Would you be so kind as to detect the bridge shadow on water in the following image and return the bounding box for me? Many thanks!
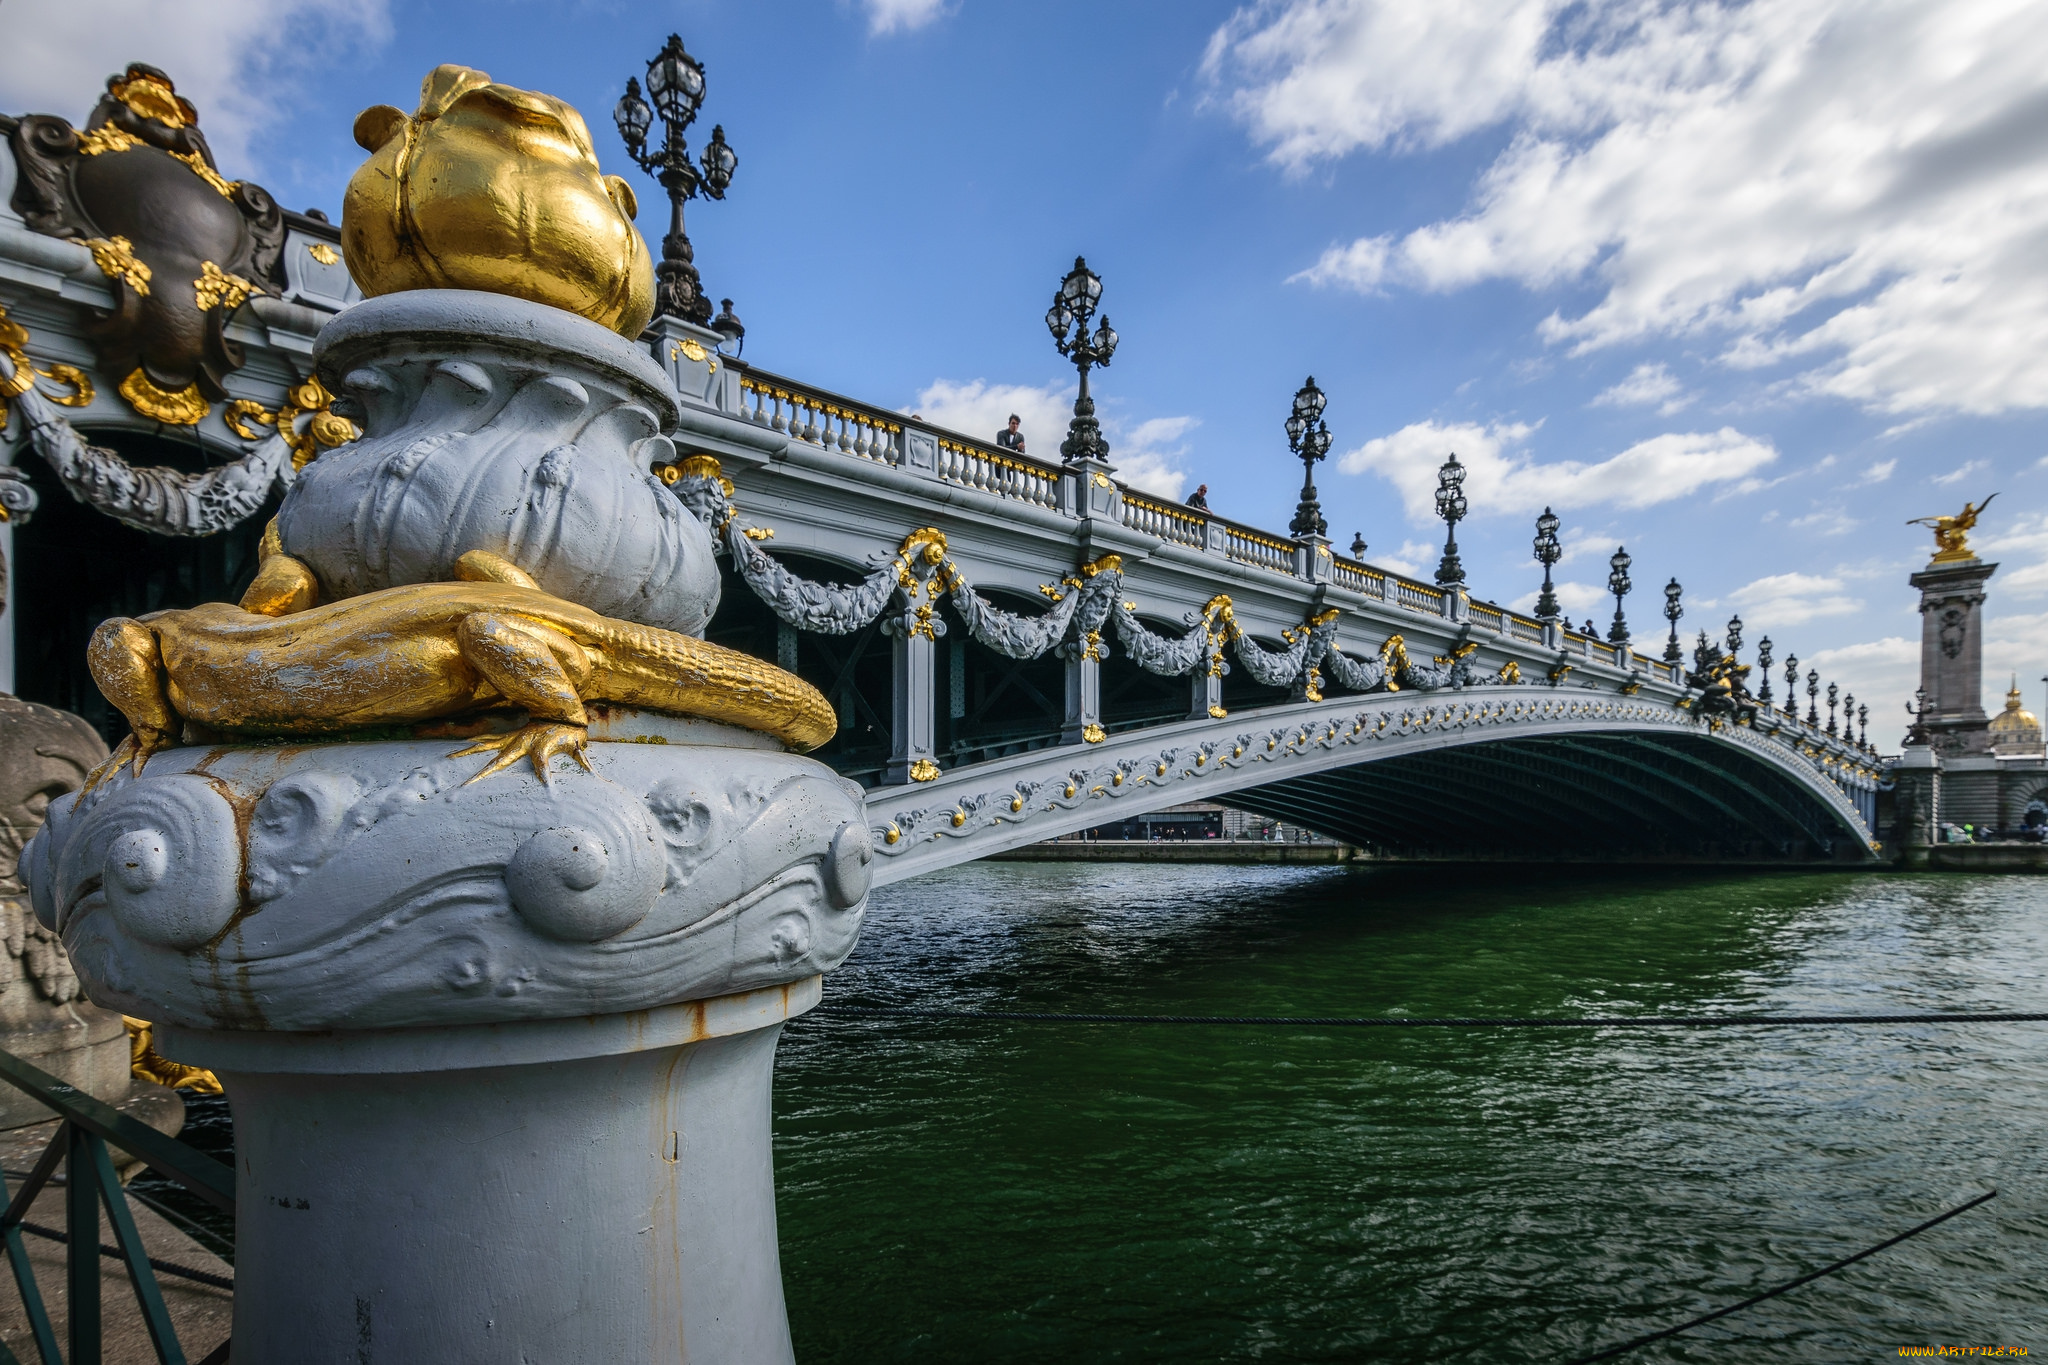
[777,862,2048,1363]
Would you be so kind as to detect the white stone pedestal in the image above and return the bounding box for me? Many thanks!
[164,981,814,1364]
[28,726,870,1362]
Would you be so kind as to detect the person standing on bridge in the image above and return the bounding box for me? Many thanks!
[996,414,1026,454]
[1187,484,1210,509]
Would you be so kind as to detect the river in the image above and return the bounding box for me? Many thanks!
[774,863,2047,1362]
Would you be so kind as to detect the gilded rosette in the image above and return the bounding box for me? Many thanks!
[343,65,655,337]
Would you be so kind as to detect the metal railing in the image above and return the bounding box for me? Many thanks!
[0,1047,234,1365]
[1119,490,1206,548]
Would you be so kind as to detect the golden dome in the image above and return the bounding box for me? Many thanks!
[1989,677,2042,754]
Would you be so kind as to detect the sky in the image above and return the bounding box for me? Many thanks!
[4,0,2046,740]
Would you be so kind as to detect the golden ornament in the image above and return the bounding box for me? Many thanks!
[85,549,836,791]
[343,64,655,338]
[118,368,209,425]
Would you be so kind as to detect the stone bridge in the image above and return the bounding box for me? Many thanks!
[0,161,1881,870]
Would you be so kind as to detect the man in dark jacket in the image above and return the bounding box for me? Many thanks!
[996,415,1025,453]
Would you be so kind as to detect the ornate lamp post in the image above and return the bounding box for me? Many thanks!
[1533,508,1562,621]
[1433,454,1467,586]
[1858,702,1869,749]
[1725,614,1743,659]
[1606,547,1633,644]
[1046,257,1118,463]
[1286,377,1332,538]
[1662,578,1683,662]
[1807,668,1820,726]
[1757,636,1774,705]
[1827,681,1839,735]
[1350,532,1368,559]
[614,34,739,326]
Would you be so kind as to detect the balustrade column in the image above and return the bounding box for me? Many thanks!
[1190,668,1224,721]
[884,606,942,783]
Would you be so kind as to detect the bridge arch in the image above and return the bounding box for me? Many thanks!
[863,687,1878,882]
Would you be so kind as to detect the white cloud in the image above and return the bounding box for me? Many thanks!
[1338,418,1776,522]
[1789,508,1859,537]
[1866,459,1898,482]
[1983,610,2048,718]
[1208,0,2048,416]
[1590,362,1691,415]
[1289,235,1392,291]
[1931,459,1989,487]
[907,378,1194,500]
[1981,511,2048,598]
[1371,539,1436,578]
[1724,571,1862,627]
[861,0,950,35]
[0,0,389,171]
[1508,580,1609,618]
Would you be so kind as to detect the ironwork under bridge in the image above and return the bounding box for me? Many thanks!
[0,192,1882,878]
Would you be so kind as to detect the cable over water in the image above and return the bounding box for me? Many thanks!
[813,1005,2048,1028]
[1565,1190,1998,1363]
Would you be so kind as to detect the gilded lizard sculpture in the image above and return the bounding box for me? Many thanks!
[84,538,835,790]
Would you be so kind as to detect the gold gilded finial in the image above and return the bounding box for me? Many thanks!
[1908,492,1997,565]
[342,64,655,337]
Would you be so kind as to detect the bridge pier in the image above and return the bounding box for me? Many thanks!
[886,604,941,782]
[1062,643,1103,743]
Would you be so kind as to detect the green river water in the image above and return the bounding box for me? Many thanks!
[773,864,2048,1363]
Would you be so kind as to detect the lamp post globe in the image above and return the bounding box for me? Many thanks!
[1662,577,1683,662]
[1533,508,1562,622]
[1725,614,1743,659]
[1606,546,1633,644]
[1050,257,1116,464]
[1287,376,1332,539]
[1433,454,1467,586]
[615,33,738,325]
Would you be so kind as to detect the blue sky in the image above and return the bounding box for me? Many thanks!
[7,0,2047,735]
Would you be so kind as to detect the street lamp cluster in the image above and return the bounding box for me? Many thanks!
[1286,378,1332,538]
[1046,257,1118,463]
[613,34,738,327]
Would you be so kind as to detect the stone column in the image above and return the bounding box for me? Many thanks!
[1910,556,1998,756]
[1060,641,1101,744]
[1190,669,1224,721]
[885,606,941,783]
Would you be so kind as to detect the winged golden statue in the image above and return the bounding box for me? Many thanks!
[1909,493,1996,564]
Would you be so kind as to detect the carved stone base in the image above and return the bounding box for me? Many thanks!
[163,981,810,1364]
[26,717,870,1354]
